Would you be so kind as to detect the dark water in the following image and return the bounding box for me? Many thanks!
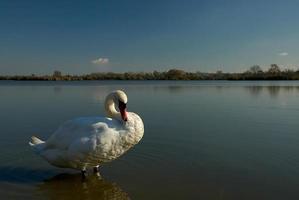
[1,80,299,199]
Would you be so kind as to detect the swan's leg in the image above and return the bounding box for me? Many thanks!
[93,165,100,173]
[81,169,87,180]
[93,165,102,178]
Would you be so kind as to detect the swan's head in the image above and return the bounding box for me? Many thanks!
[106,90,128,121]
[113,90,128,105]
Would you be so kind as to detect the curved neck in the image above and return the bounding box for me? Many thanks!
[105,93,121,120]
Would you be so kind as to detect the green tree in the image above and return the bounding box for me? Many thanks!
[248,65,263,74]
[53,70,62,77]
[166,69,186,80]
[267,64,281,74]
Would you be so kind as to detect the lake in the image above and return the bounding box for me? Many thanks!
[1,80,299,199]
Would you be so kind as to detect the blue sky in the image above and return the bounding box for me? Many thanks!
[1,0,299,75]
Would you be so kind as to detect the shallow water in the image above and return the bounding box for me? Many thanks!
[1,80,299,199]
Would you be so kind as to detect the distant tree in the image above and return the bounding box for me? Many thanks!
[53,70,62,77]
[215,70,224,79]
[267,64,281,74]
[153,70,161,79]
[283,68,294,73]
[166,69,186,80]
[248,65,263,74]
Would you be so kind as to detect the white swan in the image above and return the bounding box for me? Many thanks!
[29,90,144,175]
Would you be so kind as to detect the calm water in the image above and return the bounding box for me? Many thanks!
[1,81,299,199]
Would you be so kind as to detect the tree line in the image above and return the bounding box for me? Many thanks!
[1,64,299,81]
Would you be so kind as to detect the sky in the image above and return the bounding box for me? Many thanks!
[1,0,299,75]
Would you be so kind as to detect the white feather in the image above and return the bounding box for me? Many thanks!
[29,91,144,171]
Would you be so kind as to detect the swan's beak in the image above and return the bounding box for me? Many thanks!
[120,108,128,122]
[119,101,128,121]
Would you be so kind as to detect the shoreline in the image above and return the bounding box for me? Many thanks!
[2,67,299,81]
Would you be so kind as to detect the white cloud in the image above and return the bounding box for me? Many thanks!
[91,57,109,64]
[278,52,288,56]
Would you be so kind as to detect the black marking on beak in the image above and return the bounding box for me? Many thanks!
[118,100,126,109]
[118,100,128,121]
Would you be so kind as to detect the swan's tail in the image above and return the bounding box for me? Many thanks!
[29,136,45,153]
[29,136,44,145]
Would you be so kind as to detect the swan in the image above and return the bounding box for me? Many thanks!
[29,90,144,176]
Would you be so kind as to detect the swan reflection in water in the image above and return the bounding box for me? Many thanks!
[37,173,130,200]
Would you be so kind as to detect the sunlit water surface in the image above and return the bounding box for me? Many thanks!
[1,81,299,199]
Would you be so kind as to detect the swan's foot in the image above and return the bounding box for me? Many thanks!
[93,166,102,178]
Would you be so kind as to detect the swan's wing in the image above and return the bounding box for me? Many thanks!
[66,123,124,165]
[66,136,97,166]
[45,117,121,149]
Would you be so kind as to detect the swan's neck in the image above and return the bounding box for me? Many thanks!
[105,93,121,121]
